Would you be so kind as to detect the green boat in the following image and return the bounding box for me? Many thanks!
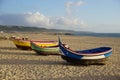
[31,41,60,55]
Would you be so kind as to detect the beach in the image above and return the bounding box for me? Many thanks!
[0,32,120,80]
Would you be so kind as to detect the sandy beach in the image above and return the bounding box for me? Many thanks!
[0,32,120,80]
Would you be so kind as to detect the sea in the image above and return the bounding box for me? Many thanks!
[74,33,120,38]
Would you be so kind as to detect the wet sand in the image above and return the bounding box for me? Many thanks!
[0,33,120,80]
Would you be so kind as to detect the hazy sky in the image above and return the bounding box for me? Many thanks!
[0,0,120,33]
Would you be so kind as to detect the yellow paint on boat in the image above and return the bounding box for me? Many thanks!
[12,39,58,48]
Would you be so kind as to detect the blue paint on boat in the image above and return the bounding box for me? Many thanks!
[104,51,112,57]
[58,36,112,60]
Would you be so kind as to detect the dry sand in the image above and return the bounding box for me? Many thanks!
[0,32,120,80]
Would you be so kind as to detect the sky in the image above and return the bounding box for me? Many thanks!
[0,0,120,33]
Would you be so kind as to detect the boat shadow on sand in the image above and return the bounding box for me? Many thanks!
[0,46,18,50]
[44,75,120,80]
[0,46,60,56]
[0,47,108,66]
[0,47,35,56]
[0,57,107,66]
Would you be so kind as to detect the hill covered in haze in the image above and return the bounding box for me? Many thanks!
[1,25,119,38]
[0,25,78,35]
[0,25,93,33]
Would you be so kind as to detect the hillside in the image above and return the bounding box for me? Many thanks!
[0,25,76,35]
[0,25,48,32]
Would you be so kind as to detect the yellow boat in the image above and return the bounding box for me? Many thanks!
[12,38,58,50]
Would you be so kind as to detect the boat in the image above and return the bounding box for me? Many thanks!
[31,41,60,55]
[12,38,58,50]
[59,37,112,65]
[12,38,31,50]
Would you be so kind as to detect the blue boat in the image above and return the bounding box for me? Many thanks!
[59,37,112,65]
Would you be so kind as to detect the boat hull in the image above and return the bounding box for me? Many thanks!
[31,42,60,55]
[59,37,112,65]
[15,45,31,50]
[61,55,107,65]
[34,48,59,55]
[12,39,58,50]
[13,39,31,50]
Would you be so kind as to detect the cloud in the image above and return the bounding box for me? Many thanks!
[25,12,53,27]
[65,1,73,15]
[65,0,85,15]
[0,12,86,30]
[75,1,85,6]
[55,17,83,27]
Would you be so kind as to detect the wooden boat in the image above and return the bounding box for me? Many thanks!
[31,41,60,55]
[12,38,58,50]
[12,38,31,50]
[59,37,112,65]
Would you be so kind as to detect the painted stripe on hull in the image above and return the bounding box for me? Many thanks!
[81,51,112,59]
[81,55,105,59]
[31,41,59,55]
